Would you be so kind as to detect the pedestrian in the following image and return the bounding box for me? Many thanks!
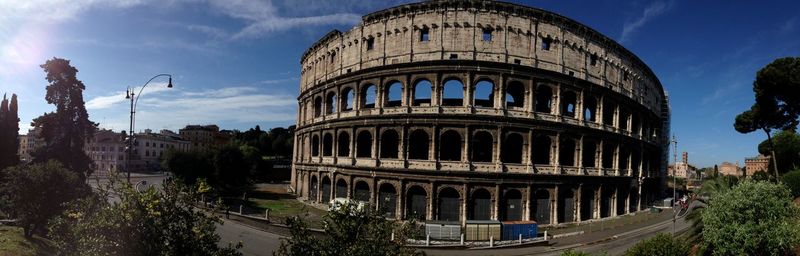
[226,207,230,219]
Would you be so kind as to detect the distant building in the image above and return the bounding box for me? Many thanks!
[667,151,692,178]
[745,154,771,176]
[85,129,126,176]
[18,128,42,163]
[128,129,191,172]
[179,125,230,151]
[718,161,741,176]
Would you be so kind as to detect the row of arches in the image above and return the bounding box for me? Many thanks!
[302,128,655,173]
[305,174,640,223]
[304,78,657,137]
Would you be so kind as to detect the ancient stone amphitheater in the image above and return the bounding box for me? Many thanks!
[291,0,670,226]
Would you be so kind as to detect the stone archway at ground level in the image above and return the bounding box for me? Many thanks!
[501,189,523,221]
[406,186,427,220]
[321,176,332,203]
[532,189,551,224]
[581,187,595,221]
[378,183,397,218]
[558,188,575,223]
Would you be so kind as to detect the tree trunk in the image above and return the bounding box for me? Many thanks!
[764,129,780,179]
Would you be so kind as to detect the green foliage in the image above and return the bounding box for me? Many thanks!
[702,180,800,255]
[781,170,800,198]
[276,202,422,256]
[30,58,97,178]
[750,170,771,181]
[48,177,241,256]
[0,161,88,237]
[0,93,20,171]
[757,130,800,174]
[623,233,689,256]
[232,125,295,158]
[560,249,592,256]
[686,175,740,239]
[162,146,252,196]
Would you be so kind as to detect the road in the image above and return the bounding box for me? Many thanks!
[216,219,283,256]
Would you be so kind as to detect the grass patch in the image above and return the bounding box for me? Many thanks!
[0,226,56,256]
[245,186,328,229]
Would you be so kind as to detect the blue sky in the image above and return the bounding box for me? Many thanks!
[0,0,798,167]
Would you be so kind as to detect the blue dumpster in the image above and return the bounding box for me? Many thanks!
[501,221,538,240]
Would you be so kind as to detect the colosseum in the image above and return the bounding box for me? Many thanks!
[291,0,670,226]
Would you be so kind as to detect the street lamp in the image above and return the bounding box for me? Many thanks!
[671,134,678,234]
[125,74,173,183]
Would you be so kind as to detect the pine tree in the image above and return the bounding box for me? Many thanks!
[31,58,97,178]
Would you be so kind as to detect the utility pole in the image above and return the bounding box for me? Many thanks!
[672,134,677,235]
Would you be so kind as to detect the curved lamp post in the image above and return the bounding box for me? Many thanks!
[125,74,173,183]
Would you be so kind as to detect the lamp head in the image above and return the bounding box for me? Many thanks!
[125,89,131,99]
[167,76,173,88]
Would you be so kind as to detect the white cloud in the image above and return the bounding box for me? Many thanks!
[86,82,171,110]
[620,1,671,43]
[0,0,150,22]
[207,0,361,40]
[701,82,744,105]
[87,85,297,132]
[187,24,229,39]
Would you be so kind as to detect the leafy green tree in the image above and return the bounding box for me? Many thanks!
[685,175,739,239]
[0,93,19,171]
[560,250,592,256]
[276,202,422,256]
[623,233,689,256]
[735,57,800,179]
[30,58,97,178]
[702,180,800,255]
[781,170,800,198]
[757,129,800,174]
[750,170,771,181]
[161,149,214,186]
[214,145,252,195]
[1,161,88,237]
[48,177,241,256]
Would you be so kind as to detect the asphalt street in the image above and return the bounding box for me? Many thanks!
[216,219,283,256]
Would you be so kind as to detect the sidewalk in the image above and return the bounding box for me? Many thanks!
[544,208,673,237]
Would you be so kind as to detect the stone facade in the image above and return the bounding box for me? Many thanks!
[717,161,741,177]
[291,0,669,226]
[745,155,770,176]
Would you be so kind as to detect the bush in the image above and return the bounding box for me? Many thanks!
[623,233,689,256]
[702,180,800,255]
[782,170,800,198]
[561,249,592,256]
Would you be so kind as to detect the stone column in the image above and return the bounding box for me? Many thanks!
[428,183,435,221]
[553,84,561,116]
[372,127,379,159]
[552,133,560,170]
[462,184,469,226]
[552,186,559,224]
[576,183,582,222]
[577,135,584,171]
[493,184,501,220]
[525,184,532,221]
[577,90,584,121]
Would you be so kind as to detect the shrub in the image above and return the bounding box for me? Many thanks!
[624,233,689,256]
[782,170,800,198]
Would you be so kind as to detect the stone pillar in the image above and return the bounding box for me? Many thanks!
[524,184,532,221]
[493,184,501,220]
[464,126,471,165]
[462,184,468,226]
[495,127,503,171]
[594,185,601,219]
[553,84,561,116]
[428,183,435,221]
[576,183,582,222]
[372,128,379,159]
[552,133,560,170]
[611,186,618,217]
[350,128,356,158]
[497,75,505,110]
[597,96,604,125]
[526,129,534,171]
[552,186,559,224]
[577,136,584,170]
[613,143,620,176]
[577,90,584,121]
[399,181,406,219]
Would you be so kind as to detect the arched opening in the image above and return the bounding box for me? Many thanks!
[583,96,597,121]
[618,107,629,131]
[558,189,575,223]
[337,132,350,157]
[309,176,318,202]
[406,186,427,220]
[631,113,640,135]
[629,189,639,213]
[602,101,615,126]
[602,142,615,168]
[322,133,333,156]
[437,187,461,222]
[440,130,462,161]
[385,81,403,107]
[560,91,577,118]
[581,187,595,221]
[379,183,397,218]
[631,148,641,176]
[505,81,525,109]
[501,189,523,221]
[471,131,493,162]
[314,96,323,117]
[600,188,613,218]
[559,138,576,166]
[341,87,355,111]
[617,187,627,215]
[361,84,377,109]
[533,135,551,165]
[335,179,348,198]
[326,91,337,114]
[533,189,551,224]
[321,176,332,202]
[408,129,430,160]
[380,129,400,159]
[469,189,492,220]
[442,79,464,106]
[535,85,553,113]
[501,133,524,164]
[356,131,372,158]
[311,135,320,157]
[618,145,629,170]
[354,181,370,202]
[582,140,597,168]
[413,79,433,106]
[473,79,494,108]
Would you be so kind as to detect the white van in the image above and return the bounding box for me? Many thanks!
[329,197,367,212]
